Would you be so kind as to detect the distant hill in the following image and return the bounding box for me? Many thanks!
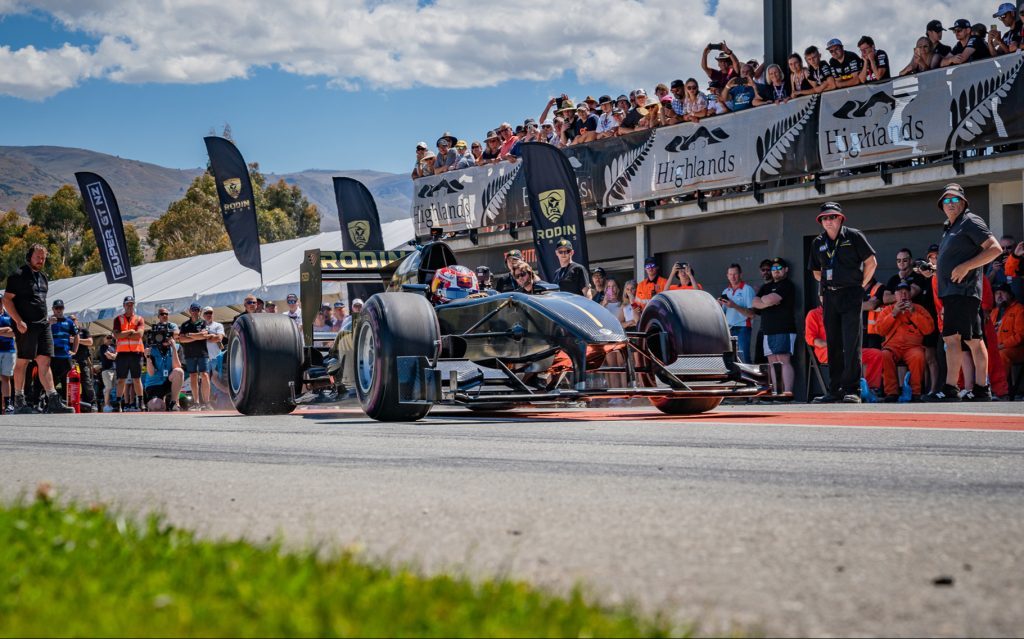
[0,146,412,234]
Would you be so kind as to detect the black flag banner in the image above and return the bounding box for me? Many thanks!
[74,172,134,288]
[204,136,262,276]
[521,142,589,281]
[333,176,386,300]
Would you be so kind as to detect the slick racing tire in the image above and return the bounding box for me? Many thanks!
[638,289,729,415]
[228,313,303,416]
[355,293,440,422]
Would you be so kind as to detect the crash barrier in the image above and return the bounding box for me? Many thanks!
[412,52,1024,236]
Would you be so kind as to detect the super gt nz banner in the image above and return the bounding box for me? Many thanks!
[204,136,262,276]
[74,172,134,288]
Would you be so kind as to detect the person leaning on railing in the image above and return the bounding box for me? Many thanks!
[899,38,941,75]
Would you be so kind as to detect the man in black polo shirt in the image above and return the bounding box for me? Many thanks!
[932,183,1002,401]
[941,18,990,66]
[1,243,73,414]
[551,239,591,298]
[807,202,878,403]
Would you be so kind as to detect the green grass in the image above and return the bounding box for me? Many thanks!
[0,495,679,637]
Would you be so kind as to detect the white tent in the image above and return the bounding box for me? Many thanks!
[40,218,414,331]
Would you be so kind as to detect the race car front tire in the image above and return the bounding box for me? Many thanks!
[355,293,440,421]
[639,289,730,415]
[228,312,303,415]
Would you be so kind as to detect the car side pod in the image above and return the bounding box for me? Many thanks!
[396,356,441,405]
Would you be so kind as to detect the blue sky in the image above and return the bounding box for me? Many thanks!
[0,0,992,175]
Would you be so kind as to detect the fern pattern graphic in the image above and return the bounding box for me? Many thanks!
[946,55,1024,151]
[602,129,657,207]
[482,164,522,223]
[752,96,818,181]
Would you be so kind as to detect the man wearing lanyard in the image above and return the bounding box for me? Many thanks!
[808,202,878,403]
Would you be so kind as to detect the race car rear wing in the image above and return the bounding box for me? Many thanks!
[299,249,411,347]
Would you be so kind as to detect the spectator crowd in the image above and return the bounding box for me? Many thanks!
[412,7,1024,179]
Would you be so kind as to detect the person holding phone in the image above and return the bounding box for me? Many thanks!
[667,262,702,290]
[701,41,739,86]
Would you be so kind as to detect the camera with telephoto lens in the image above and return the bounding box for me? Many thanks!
[147,322,171,350]
[913,259,934,273]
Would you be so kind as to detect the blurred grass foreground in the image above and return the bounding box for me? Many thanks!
[0,489,677,638]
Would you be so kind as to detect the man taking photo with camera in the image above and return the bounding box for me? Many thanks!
[144,330,184,412]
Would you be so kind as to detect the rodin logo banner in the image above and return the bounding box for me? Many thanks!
[204,136,262,276]
[333,176,387,300]
[73,172,133,288]
[521,142,589,280]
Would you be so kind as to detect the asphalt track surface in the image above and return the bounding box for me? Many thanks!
[2,403,1022,637]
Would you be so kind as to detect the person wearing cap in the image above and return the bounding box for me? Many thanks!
[551,239,592,298]
[3,244,73,413]
[340,298,364,332]
[941,18,989,66]
[178,303,212,410]
[618,89,650,133]
[539,121,556,145]
[595,95,617,138]
[807,202,878,403]
[433,133,459,174]
[753,257,798,401]
[874,280,935,402]
[590,267,607,304]
[802,45,837,94]
[987,3,1022,56]
[701,41,739,86]
[453,140,475,170]
[825,38,863,88]
[113,295,146,412]
[883,248,941,394]
[48,298,79,402]
[932,183,1002,401]
[284,293,301,326]
[494,249,526,293]
[325,301,346,333]
[202,306,225,364]
[143,323,184,412]
[991,283,1024,381]
[411,142,429,179]
[926,20,952,58]
[568,103,599,145]
[636,257,667,309]
[475,266,493,290]
[704,81,727,115]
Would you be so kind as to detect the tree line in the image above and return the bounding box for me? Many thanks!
[1,160,320,280]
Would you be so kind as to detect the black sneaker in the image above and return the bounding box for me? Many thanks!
[965,384,992,402]
[929,384,962,402]
[812,393,840,404]
[882,395,899,403]
[43,392,74,414]
[841,394,862,403]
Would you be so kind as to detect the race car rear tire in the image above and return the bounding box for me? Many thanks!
[355,293,440,421]
[228,313,303,415]
[638,290,730,415]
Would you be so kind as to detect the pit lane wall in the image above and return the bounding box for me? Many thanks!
[412,53,1024,237]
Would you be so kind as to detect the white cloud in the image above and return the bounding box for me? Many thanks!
[0,0,1000,100]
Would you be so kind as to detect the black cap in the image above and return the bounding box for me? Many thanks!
[771,257,789,268]
[994,282,1013,294]
[598,95,612,105]
[951,18,972,30]
[555,238,573,249]
[591,266,606,276]
[895,280,912,291]
[505,249,523,260]
[927,19,945,32]
[927,243,940,254]
[670,79,685,89]
[475,265,491,276]
[52,299,64,308]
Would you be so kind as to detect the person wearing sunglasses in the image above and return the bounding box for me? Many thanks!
[941,18,988,67]
[931,184,1003,402]
[899,38,940,76]
[551,239,592,298]
[113,295,146,412]
[753,257,800,401]
[807,201,878,404]
[512,264,543,295]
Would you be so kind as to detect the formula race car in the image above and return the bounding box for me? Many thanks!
[225,241,773,420]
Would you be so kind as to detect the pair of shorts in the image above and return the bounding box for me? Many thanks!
[940,295,983,340]
[115,352,143,380]
[185,356,209,375]
[0,351,15,376]
[15,323,54,360]
[144,381,172,402]
[764,333,797,356]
